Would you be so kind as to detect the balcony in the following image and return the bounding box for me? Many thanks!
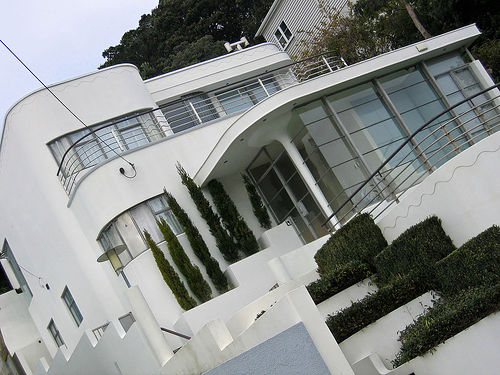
[53,52,347,196]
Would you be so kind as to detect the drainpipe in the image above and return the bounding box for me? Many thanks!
[126,286,174,366]
[276,134,339,230]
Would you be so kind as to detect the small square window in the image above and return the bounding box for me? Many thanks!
[62,287,83,326]
[274,21,293,49]
[48,319,64,347]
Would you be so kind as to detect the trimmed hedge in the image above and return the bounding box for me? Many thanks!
[242,174,272,230]
[164,190,229,293]
[326,271,437,343]
[157,218,212,302]
[306,261,372,304]
[207,179,259,256]
[177,164,239,262]
[393,284,500,367]
[374,216,455,286]
[315,213,387,278]
[436,225,500,296]
[144,230,197,310]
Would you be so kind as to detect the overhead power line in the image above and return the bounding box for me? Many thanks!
[0,39,135,169]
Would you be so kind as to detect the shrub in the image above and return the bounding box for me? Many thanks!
[306,261,372,304]
[177,164,239,262]
[393,284,500,367]
[242,174,272,230]
[374,216,455,286]
[157,218,212,302]
[143,230,197,310]
[326,271,436,343]
[207,179,259,257]
[314,213,387,278]
[436,225,500,296]
[163,190,229,293]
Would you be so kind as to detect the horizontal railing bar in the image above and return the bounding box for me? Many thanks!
[160,327,191,340]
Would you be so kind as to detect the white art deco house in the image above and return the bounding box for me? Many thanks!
[0,25,498,375]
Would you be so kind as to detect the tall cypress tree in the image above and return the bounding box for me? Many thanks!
[164,190,229,292]
[177,163,239,262]
[242,174,272,230]
[144,230,197,310]
[207,179,260,256]
[157,218,212,302]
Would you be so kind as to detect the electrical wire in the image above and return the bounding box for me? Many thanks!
[18,264,46,289]
[0,39,135,169]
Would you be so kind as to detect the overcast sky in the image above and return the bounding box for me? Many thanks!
[0,0,159,129]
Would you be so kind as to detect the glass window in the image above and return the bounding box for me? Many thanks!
[147,196,183,235]
[274,21,293,49]
[119,312,135,333]
[48,319,64,347]
[62,287,83,327]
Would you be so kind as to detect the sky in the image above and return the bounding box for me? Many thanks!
[0,0,159,129]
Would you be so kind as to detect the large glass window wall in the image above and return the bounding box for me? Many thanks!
[291,51,497,220]
[97,194,183,268]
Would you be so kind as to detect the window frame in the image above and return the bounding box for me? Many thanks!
[48,319,65,347]
[61,286,83,327]
[274,21,293,49]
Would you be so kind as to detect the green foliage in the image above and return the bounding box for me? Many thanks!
[374,216,455,286]
[393,284,500,367]
[314,213,387,278]
[242,174,271,230]
[326,271,436,342]
[207,179,259,257]
[143,230,197,310]
[306,261,372,304]
[177,164,239,262]
[157,218,212,302]
[100,0,274,78]
[163,190,229,293]
[472,39,500,82]
[436,225,500,297]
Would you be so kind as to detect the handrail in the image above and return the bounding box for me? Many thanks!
[160,327,191,340]
[56,51,346,177]
[322,82,500,227]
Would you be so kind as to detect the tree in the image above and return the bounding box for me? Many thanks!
[207,179,259,256]
[100,0,274,78]
[177,164,239,262]
[163,190,229,292]
[144,230,197,310]
[242,174,272,230]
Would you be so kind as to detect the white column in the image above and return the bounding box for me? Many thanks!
[126,286,174,366]
[277,134,339,229]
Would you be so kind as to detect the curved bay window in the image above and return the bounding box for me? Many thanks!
[97,194,183,269]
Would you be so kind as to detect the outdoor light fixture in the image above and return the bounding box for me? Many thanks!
[97,245,131,287]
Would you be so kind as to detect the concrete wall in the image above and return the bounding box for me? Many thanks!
[377,130,500,246]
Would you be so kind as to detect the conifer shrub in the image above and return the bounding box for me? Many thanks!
[436,225,500,296]
[306,261,372,304]
[143,230,197,310]
[207,179,259,257]
[374,216,455,286]
[157,218,212,302]
[326,270,437,343]
[393,284,500,367]
[177,164,239,262]
[163,190,229,293]
[314,213,387,278]
[242,174,272,230]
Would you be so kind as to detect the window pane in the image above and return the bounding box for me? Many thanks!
[115,212,147,257]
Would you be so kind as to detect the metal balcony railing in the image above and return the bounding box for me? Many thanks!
[321,83,500,229]
[56,52,347,196]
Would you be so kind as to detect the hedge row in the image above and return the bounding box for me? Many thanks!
[326,271,437,343]
[157,218,212,302]
[374,216,455,286]
[144,230,197,310]
[315,213,387,278]
[177,164,239,262]
[393,284,500,367]
[436,225,500,296]
[306,261,372,304]
[164,190,229,293]
[207,179,259,257]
